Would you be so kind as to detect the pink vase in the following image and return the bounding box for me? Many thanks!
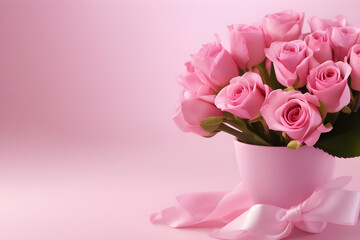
[234,140,336,208]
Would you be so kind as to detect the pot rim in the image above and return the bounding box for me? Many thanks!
[233,138,322,151]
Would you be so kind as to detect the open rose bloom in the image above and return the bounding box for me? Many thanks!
[173,10,360,158]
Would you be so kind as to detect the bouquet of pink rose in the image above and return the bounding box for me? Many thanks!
[174,10,360,158]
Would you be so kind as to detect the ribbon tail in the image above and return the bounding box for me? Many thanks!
[150,182,252,228]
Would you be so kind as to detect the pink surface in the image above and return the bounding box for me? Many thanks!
[1,0,360,239]
[1,140,359,240]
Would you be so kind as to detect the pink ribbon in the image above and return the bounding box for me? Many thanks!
[150,182,253,228]
[209,176,360,240]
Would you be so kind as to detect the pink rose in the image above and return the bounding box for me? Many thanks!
[173,96,222,136]
[177,62,215,99]
[265,40,313,88]
[215,72,271,119]
[228,24,266,70]
[348,44,360,91]
[308,15,347,32]
[190,39,239,90]
[330,26,360,61]
[260,90,331,146]
[306,61,351,113]
[262,10,304,47]
[304,31,332,64]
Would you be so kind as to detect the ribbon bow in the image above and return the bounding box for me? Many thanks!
[209,176,360,240]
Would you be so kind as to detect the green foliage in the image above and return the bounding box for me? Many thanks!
[341,106,352,114]
[284,86,295,92]
[238,68,246,76]
[200,112,272,146]
[318,101,327,121]
[217,123,270,146]
[315,111,360,158]
[287,140,301,150]
[267,63,285,90]
[222,112,272,146]
[200,116,224,133]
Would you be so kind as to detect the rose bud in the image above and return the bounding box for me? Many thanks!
[228,24,266,71]
[348,44,360,91]
[265,40,313,88]
[308,15,347,32]
[261,90,331,146]
[173,96,223,136]
[262,10,304,47]
[304,31,333,64]
[215,72,271,119]
[330,26,360,61]
[177,62,216,99]
[190,38,239,90]
[306,61,351,113]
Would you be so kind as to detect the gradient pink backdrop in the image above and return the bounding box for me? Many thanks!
[0,0,360,239]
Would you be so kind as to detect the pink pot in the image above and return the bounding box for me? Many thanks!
[234,140,336,208]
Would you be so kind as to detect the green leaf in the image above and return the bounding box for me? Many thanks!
[222,117,272,146]
[248,113,262,124]
[218,123,271,146]
[239,68,246,76]
[224,117,249,133]
[267,63,285,90]
[353,90,360,112]
[325,123,333,129]
[293,76,301,89]
[284,86,295,92]
[222,111,236,120]
[255,61,270,85]
[235,132,270,146]
[341,106,352,114]
[318,101,327,121]
[315,111,360,158]
[200,116,224,133]
[282,132,291,142]
[287,140,301,150]
[248,114,272,141]
[326,112,340,125]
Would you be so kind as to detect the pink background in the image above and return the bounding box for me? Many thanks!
[0,0,360,239]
